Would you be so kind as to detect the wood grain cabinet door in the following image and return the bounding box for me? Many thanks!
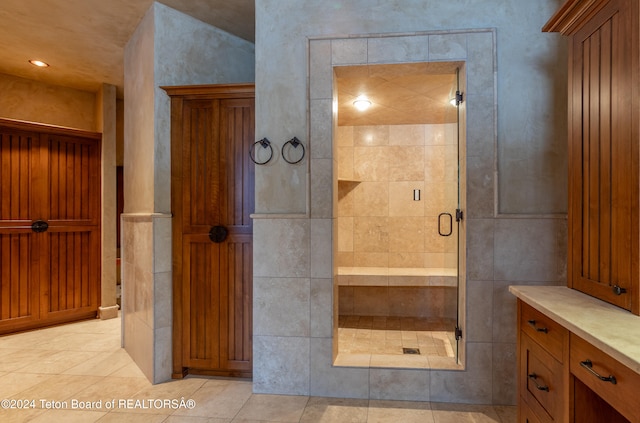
[0,122,101,334]
[568,0,638,312]
[40,133,101,320]
[168,85,254,378]
[0,128,43,331]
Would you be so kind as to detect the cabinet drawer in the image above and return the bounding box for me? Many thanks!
[520,302,568,362]
[519,397,544,423]
[570,333,640,423]
[520,332,564,422]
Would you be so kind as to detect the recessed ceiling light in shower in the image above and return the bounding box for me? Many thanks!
[353,95,372,111]
[29,59,49,67]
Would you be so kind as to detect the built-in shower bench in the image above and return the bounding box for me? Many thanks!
[337,267,457,287]
[337,267,458,318]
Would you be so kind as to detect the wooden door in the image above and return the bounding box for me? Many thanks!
[567,0,638,311]
[41,133,101,321]
[168,84,254,378]
[0,127,42,331]
[0,120,101,334]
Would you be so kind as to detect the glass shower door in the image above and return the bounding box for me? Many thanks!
[453,67,463,365]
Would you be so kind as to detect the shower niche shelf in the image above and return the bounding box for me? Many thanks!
[337,179,360,196]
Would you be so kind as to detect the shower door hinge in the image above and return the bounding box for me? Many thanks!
[455,326,463,341]
[453,90,464,106]
[455,209,463,222]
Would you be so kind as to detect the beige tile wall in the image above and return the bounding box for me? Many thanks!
[339,286,457,318]
[254,10,567,404]
[121,213,172,383]
[337,123,458,270]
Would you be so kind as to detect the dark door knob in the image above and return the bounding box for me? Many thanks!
[612,285,627,296]
[31,220,49,233]
[209,225,228,243]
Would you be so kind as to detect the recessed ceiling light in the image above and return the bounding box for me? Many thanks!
[29,60,49,67]
[353,95,372,111]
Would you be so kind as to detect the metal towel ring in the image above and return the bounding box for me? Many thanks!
[249,138,273,165]
[282,137,305,164]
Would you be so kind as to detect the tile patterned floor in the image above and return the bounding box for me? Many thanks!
[0,315,515,422]
[336,316,460,369]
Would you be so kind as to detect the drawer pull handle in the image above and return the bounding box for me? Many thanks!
[580,360,617,385]
[527,373,550,392]
[527,319,548,333]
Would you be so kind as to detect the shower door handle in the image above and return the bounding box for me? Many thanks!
[438,213,453,237]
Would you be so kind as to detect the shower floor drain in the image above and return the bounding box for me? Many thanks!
[402,347,421,355]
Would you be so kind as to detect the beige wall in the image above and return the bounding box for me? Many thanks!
[122,1,255,383]
[254,0,567,405]
[123,5,156,215]
[0,73,97,131]
[337,124,458,270]
[96,84,119,319]
[0,73,119,322]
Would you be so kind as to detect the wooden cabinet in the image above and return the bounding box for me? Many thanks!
[570,333,640,422]
[521,301,567,361]
[164,84,255,378]
[515,295,639,423]
[0,119,102,334]
[520,333,565,422]
[544,0,640,313]
[517,302,569,422]
[520,400,545,423]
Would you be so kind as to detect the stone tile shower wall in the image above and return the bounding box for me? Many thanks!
[254,0,567,406]
[336,123,459,318]
[336,124,458,270]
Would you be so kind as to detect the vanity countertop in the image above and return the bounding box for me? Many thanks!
[509,285,640,374]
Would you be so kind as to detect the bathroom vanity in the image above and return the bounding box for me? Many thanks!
[510,286,640,422]
[515,0,640,420]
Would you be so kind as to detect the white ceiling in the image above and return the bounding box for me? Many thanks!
[0,0,255,97]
